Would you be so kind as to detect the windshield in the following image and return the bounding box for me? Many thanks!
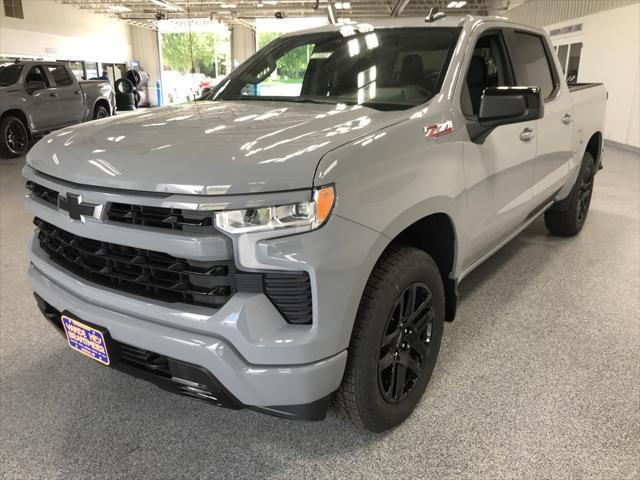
[215,26,460,111]
[0,64,23,87]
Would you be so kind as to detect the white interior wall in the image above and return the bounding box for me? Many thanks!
[544,3,640,147]
[0,0,132,62]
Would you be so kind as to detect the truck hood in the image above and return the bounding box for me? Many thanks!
[27,100,402,195]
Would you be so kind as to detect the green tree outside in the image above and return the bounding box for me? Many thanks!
[161,32,231,77]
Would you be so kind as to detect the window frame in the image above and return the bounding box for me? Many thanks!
[504,29,561,102]
[459,28,516,118]
[23,65,52,89]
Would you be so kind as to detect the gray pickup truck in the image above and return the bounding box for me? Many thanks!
[0,61,115,158]
[24,16,606,432]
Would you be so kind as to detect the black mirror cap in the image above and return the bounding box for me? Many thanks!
[479,86,543,125]
[468,86,543,143]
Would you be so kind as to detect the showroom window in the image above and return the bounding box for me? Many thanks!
[3,0,23,19]
[555,42,582,83]
[512,31,556,99]
[47,65,73,86]
[85,62,99,80]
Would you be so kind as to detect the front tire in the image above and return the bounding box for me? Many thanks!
[0,115,29,158]
[545,152,596,236]
[333,244,445,432]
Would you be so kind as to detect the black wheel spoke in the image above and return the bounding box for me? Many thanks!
[408,335,428,358]
[394,363,407,399]
[412,306,434,334]
[378,352,394,371]
[381,330,400,348]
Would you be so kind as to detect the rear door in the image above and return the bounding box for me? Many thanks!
[461,28,537,267]
[45,64,84,127]
[507,30,574,211]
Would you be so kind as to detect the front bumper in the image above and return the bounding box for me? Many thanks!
[34,294,331,420]
[29,251,347,419]
[24,168,388,418]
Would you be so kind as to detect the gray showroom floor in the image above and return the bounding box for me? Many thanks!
[1,146,638,480]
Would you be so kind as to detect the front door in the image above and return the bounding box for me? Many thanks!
[460,30,537,268]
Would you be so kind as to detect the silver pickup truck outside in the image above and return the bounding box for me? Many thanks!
[0,61,115,158]
[24,16,606,432]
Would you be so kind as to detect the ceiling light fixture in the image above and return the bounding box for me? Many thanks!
[221,3,237,8]
[256,2,264,6]
[109,5,132,13]
[150,0,185,11]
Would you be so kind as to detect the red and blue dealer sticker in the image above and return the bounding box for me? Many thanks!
[61,315,110,366]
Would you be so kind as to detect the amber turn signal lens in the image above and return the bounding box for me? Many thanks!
[315,185,335,224]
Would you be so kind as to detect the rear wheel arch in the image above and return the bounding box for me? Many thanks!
[93,99,111,119]
[585,131,602,168]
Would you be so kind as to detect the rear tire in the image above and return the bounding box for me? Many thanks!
[93,105,109,120]
[0,115,29,158]
[333,244,445,432]
[544,152,596,236]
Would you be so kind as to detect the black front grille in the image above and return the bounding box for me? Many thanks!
[35,218,235,307]
[107,203,213,232]
[34,218,313,323]
[27,181,59,207]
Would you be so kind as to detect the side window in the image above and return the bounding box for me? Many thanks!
[462,31,513,117]
[47,65,73,87]
[511,32,555,99]
[24,66,49,90]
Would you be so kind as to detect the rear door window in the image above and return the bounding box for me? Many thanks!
[47,65,74,86]
[510,32,556,99]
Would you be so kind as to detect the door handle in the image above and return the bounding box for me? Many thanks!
[519,127,536,142]
[49,92,58,97]
[562,114,572,124]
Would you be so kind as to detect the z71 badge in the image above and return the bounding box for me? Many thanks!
[424,120,453,140]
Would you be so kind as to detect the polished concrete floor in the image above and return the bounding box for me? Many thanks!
[1,146,638,479]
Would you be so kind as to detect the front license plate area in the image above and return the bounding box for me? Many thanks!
[61,315,111,366]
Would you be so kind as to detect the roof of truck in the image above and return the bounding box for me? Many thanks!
[282,15,540,37]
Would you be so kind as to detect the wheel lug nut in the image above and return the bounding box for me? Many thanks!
[401,342,408,350]
[393,351,400,359]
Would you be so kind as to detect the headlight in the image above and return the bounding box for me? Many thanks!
[215,185,335,234]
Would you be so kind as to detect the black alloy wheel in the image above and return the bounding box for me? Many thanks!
[333,244,445,432]
[1,116,29,158]
[378,282,435,403]
[576,162,594,225]
[544,151,596,237]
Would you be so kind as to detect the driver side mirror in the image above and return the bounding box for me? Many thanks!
[468,86,543,143]
[26,80,46,94]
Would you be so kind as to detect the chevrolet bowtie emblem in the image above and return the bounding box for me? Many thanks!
[58,193,103,221]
